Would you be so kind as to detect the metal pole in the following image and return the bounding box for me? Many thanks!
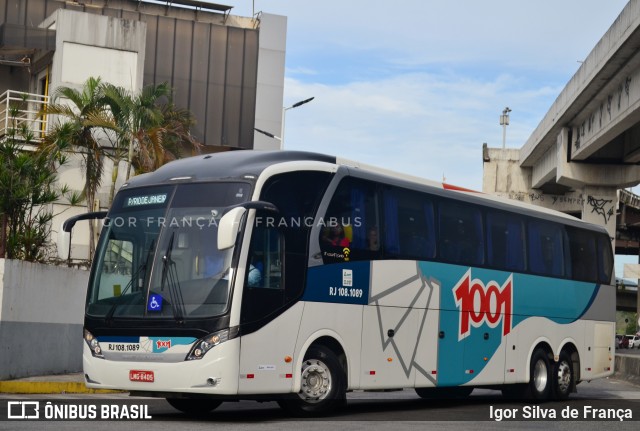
[500,107,510,149]
[280,97,314,149]
[502,122,507,149]
[280,106,286,149]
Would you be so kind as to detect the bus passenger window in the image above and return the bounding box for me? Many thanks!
[438,202,484,265]
[567,227,597,282]
[528,221,565,277]
[319,177,378,263]
[596,233,613,284]
[486,211,525,272]
[382,186,435,260]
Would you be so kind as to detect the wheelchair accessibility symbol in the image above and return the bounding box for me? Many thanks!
[147,294,163,312]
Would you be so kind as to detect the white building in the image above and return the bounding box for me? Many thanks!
[0,0,287,260]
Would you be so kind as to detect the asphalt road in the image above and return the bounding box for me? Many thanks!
[1,377,639,430]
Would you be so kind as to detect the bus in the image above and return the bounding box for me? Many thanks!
[71,150,615,415]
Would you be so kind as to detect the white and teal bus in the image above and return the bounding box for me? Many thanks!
[72,150,615,415]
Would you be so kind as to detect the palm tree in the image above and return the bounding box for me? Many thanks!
[41,78,202,260]
[40,77,114,259]
[102,81,201,179]
[129,83,202,176]
[98,83,132,203]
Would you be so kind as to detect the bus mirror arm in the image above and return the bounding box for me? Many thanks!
[62,211,108,233]
[217,201,279,250]
[60,211,108,266]
[222,200,279,215]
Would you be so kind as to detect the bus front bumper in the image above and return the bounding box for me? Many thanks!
[82,338,240,395]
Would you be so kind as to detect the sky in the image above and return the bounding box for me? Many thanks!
[225,1,635,275]
[225,0,629,188]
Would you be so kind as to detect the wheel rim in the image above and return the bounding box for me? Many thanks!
[556,360,571,394]
[533,359,548,393]
[298,358,332,403]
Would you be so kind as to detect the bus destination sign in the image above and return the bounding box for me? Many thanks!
[124,193,167,208]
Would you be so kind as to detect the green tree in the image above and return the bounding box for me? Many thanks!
[40,78,201,260]
[0,116,80,261]
[102,82,201,179]
[41,77,114,259]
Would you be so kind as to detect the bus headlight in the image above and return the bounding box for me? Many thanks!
[83,329,104,359]
[186,329,229,361]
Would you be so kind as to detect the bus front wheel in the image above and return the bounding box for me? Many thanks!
[278,345,346,416]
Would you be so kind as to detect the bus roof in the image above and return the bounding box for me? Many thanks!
[123,150,336,188]
[122,150,606,234]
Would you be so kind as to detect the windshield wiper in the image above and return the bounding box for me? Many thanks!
[105,239,156,323]
[160,232,186,321]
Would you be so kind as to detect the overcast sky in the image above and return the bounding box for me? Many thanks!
[225,0,630,190]
[227,1,636,275]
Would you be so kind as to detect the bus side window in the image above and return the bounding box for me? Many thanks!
[528,221,565,277]
[486,211,526,272]
[246,222,283,290]
[567,227,597,282]
[383,186,435,260]
[240,215,285,325]
[319,177,379,263]
[438,201,484,265]
[596,233,613,284]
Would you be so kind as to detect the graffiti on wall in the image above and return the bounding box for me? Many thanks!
[587,195,614,224]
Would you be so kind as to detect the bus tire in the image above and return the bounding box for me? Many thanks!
[552,351,574,400]
[278,345,346,416]
[528,348,552,401]
[166,398,222,415]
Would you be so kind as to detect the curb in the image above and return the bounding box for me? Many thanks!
[0,381,123,395]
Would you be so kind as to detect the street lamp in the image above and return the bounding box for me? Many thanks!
[281,97,314,147]
[500,107,511,149]
[254,97,314,149]
[254,127,281,142]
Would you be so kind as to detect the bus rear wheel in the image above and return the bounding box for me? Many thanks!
[278,345,346,416]
[166,398,222,415]
[528,348,552,400]
[552,351,574,400]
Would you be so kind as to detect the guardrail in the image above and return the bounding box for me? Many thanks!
[0,90,49,143]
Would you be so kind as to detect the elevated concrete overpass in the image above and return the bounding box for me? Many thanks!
[483,0,640,314]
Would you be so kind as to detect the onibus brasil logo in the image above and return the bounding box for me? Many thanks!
[453,269,513,341]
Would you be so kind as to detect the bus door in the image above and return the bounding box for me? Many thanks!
[238,214,294,394]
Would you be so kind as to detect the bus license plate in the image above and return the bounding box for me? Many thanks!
[129,370,154,382]
[106,343,140,352]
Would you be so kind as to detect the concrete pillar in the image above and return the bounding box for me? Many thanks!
[581,186,617,241]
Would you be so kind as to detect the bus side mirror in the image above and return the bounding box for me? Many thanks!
[218,207,246,250]
[57,223,70,260]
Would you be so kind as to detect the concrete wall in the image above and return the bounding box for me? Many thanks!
[0,259,89,380]
[614,354,640,386]
[482,145,618,241]
[43,9,146,95]
[40,10,146,261]
[254,13,287,150]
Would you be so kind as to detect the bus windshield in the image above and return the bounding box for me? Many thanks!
[87,182,250,320]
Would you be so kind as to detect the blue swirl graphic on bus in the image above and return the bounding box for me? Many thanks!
[417,261,600,386]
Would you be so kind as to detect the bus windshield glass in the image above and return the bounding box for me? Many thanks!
[87,182,251,320]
